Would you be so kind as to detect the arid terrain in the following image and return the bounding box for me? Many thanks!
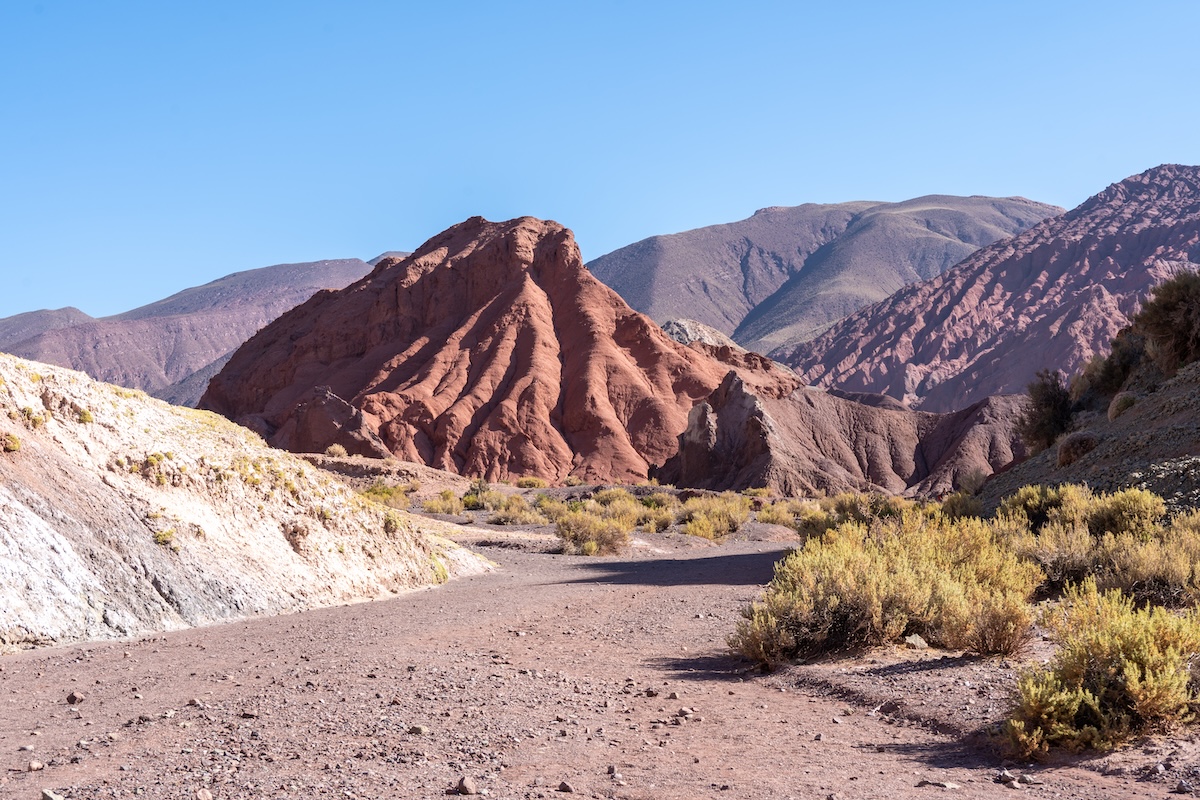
[0,529,1174,800]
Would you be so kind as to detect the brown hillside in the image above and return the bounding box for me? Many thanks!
[587,195,1059,353]
[784,164,1200,411]
[201,217,790,484]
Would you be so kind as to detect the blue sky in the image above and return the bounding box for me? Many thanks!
[2,1,1199,318]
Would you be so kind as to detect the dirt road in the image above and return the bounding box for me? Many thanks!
[0,537,1153,799]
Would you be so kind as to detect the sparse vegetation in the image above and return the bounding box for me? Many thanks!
[2,433,19,453]
[423,490,465,516]
[730,510,1042,668]
[516,476,548,488]
[556,510,630,556]
[1016,368,1073,453]
[1135,269,1200,375]
[462,478,505,511]
[361,480,413,510]
[324,443,349,457]
[488,495,549,525]
[1056,431,1099,467]
[1007,579,1200,757]
[676,493,751,539]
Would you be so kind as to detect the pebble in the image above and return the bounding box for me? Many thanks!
[42,791,66,800]
[196,790,213,800]
[1173,780,1195,794]
[408,725,431,735]
[904,634,929,650]
[456,776,479,795]
[557,781,575,793]
[916,779,961,789]
[27,760,45,772]
[66,691,85,705]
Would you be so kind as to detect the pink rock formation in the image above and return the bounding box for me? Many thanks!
[201,217,789,484]
[782,165,1200,411]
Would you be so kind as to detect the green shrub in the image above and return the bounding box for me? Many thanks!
[1107,392,1137,421]
[1007,579,1200,757]
[593,487,636,506]
[534,494,571,522]
[743,487,772,498]
[153,529,175,547]
[556,510,631,555]
[1070,333,1145,402]
[940,491,983,520]
[516,476,548,488]
[640,507,675,533]
[423,490,465,515]
[1134,269,1200,374]
[756,501,797,527]
[1016,369,1073,453]
[462,479,505,511]
[677,493,752,539]
[2,433,19,453]
[361,480,412,510]
[77,409,94,424]
[642,491,679,510]
[729,511,1042,667]
[324,443,348,457]
[488,495,549,525]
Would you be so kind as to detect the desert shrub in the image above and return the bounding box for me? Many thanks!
[593,487,635,506]
[533,494,571,522]
[729,512,1042,667]
[488,495,549,525]
[77,408,94,423]
[2,433,19,453]
[677,493,752,539]
[1016,369,1073,453]
[956,468,989,495]
[1056,431,1099,467]
[940,491,984,520]
[324,443,348,458]
[516,476,548,489]
[1071,332,1146,403]
[462,478,505,511]
[1086,487,1166,539]
[556,510,631,556]
[1107,392,1137,421]
[423,490,465,515]
[756,501,797,527]
[564,475,584,487]
[640,506,675,533]
[743,487,772,498]
[641,491,678,509]
[361,480,412,510]
[1135,269,1200,374]
[153,529,175,547]
[383,511,403,534]
[998,484,1069,531]
[1006,579,1200,757]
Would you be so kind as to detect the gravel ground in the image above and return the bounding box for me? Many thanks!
[0,537,1173,800]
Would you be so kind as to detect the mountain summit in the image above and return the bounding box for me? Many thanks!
[784,165,1200,411]
[201,217,788,483]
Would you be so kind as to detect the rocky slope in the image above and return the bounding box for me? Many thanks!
[0,353,485,650]
[587,195,1059,353]
[0,259,374,407]
[784,165,1200,411]
[656,374,1025,496]
[980,361,1200,514]
[201,217,793,485]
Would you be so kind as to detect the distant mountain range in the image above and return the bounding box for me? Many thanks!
[784,164,1200,411]
[587,195,1061,355]
[0,259,382,406]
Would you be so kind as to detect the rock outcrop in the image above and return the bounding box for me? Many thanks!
[0,353,484,649]
[784,165,1200,411]
[201,217,791,484]
[1,259,374,407]
[588,195,1059,353]
[656,374,1026,497]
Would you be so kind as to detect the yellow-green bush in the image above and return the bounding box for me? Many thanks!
[743,487,772,498]
[516,476,548,488]
[488,495,549,525]
[1007,579,1200,757]
[361,480,412,510]
[641,506,675,533]
[729,511,1042,667]
[462,481,506,511]
[324,443,348,457]
[756,501,797,527]
[556,510,631,556]
[999,484,1165,539]
[423,490,465,515]
[677,493,751,539]
[940,491,983,520]
[2,433,18,453]
[534,494,571,522]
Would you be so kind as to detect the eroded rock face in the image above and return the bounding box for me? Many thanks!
[201,217,788,484]
[655,373,1026,497]
[783,165,1200,411]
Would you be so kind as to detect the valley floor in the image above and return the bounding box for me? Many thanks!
[0,535,1171,800]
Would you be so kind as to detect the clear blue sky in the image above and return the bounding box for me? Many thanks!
[3,1,1199,318]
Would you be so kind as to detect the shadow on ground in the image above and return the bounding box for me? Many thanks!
[564,548,788,587]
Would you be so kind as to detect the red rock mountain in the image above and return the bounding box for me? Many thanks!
[656,374,1025,497]
[783,165,1200,411]
[0,259,376,406]
[587,195,1059,354]
[201,217,790,484]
